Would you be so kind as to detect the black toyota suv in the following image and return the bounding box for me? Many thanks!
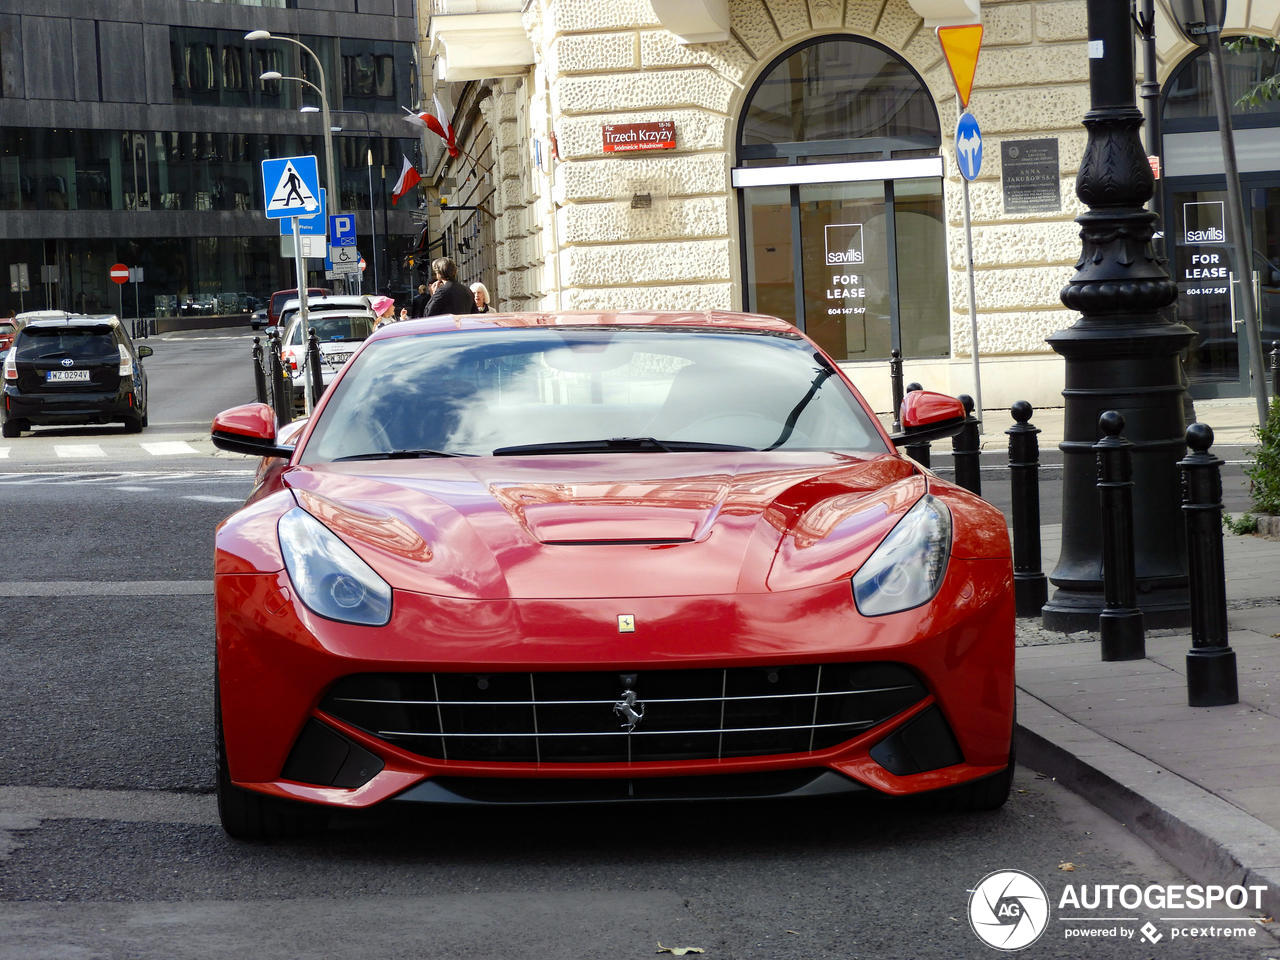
[2,315,152,437]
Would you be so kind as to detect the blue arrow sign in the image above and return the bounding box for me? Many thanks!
[956,112,982,182]
[262,155,321,219]
[330,214,357,247]
[279,189,326,236]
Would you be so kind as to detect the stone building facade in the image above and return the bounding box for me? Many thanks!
[424,0,1280,412]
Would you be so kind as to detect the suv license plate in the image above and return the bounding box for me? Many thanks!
[326,352,353,364]
[47,370,90,382]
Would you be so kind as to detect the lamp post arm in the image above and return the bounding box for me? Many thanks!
[276,36,339,217]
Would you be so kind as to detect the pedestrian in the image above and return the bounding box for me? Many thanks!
[471,281,491,314]
[424,257,474,316]
[410,283,430,318]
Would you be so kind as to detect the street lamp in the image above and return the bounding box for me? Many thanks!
[1041,0,1195,630]
[1168,0,1270,428]
[246,31,340,222]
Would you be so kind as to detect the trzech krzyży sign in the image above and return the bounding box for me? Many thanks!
[602,121,676,153]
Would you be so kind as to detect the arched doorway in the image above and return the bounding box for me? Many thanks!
[1161,38,1280,398]
[735,35,946,364]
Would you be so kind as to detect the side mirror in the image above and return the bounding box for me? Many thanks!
[137,345,153,359]
[889,390,970,445]
[211,402,295,459]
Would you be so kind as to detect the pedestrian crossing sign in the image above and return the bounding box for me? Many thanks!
[261,155,321,220]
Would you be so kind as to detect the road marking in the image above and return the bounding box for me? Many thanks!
[53,444,105,458]
[114,485,155,492]
[184,495,245,503]
[0,469,252,485]
[0,580,212,596]
[140,440,199,456]
[0,448,7,458]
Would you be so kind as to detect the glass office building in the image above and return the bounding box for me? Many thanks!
[0,0,421,319]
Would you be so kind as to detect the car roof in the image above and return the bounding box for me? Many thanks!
[19,314,121,331]
[367,310,798,341]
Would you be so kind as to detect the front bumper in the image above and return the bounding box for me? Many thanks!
[216,562,1015,809]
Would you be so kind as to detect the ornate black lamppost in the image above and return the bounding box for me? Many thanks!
[1042,0,1197,631]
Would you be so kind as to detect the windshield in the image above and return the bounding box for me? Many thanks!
[288,315,373,345]
[300,326,887,462]
[16,327,116,361]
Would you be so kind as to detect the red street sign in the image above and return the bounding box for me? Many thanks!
[602,120,676,153]
[109,263,130,285]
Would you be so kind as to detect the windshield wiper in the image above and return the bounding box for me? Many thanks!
[333,448,469,461]
[492,437,755,456]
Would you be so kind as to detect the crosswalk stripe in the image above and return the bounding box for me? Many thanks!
[53,444,106,459]
[140,441,199,456]
[0,448,8,459]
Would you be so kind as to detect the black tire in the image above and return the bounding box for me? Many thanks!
[215,675,328,840]
[124,415,144,433]
[1,419,21,438]
[926,711,1016,813]
[141,409,149,428]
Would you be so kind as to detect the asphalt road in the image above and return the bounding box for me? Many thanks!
[0,330,1275,959]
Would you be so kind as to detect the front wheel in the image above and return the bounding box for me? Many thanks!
[215,677,328,840]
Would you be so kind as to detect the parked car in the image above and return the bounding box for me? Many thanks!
[249,308,269,330]
[279,307,377,410]
[275,295,373,334]
[268,286,329,326]
[209,310,1015,839]
[2,314,152,436]
[0,318,15,353]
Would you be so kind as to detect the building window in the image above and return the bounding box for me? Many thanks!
[735,36,945,363]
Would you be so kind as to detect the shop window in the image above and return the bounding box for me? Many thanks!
[736,36,944,364]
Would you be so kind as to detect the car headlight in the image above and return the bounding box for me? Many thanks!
[278,507,392,626]
[852,494,951,616]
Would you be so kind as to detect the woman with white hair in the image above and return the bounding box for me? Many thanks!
[470,281,491,314]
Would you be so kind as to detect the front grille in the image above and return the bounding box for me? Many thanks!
[321,663,926,764]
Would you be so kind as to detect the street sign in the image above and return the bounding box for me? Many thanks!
[281,236,326,259]
[9,263,29,293]
[128,267,144,283]
[330,214,356,247]
[261,155,321,219]
[110,263,129,285]
[956,112,983,181]
[329,246,360,274]
[937,23,984,111]
[279,189,326,237]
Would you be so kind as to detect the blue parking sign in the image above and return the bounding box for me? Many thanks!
[330,214,356,247]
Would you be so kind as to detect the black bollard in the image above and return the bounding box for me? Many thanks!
[889,349,905,432]
[268,331,292,425]
[1094,411,1145,661]
[252,337,268,405]
[307,328,325,409]
[1179,423,1238,706]
[1007,401,1049,617]
[1271,341,1279,400]
[951,394,982,495]
[902,382,931,467]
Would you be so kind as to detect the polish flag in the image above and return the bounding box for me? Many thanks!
[391,156,421,205]
[402,97,459,158]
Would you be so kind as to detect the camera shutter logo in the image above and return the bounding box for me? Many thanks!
[824,223,864,266]
[1183,200,1226,245]
[968,869,1050,951]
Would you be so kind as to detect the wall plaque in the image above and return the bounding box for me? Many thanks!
[602,120,676,153]
[1001,138,1061,214]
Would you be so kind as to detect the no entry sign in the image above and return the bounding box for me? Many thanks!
[110,263,130,285]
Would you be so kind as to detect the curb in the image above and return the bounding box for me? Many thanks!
[1016,690,1280,919]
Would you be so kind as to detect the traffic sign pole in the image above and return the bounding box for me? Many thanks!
[290,214,310,419]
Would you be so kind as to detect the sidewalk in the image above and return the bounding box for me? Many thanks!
[1004,390,1280,916]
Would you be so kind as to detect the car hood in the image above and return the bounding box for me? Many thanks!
[279,453,924,600]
